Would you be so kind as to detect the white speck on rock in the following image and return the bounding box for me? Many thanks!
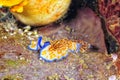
[111,54,118,62]
[108,75,116,80]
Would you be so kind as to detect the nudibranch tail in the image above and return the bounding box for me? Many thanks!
[75,43,82,53]
[75,40,92,53]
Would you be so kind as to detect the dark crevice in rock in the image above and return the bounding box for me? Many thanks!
[0,8,12,22]
[89,0,119,54]
[100,17,119,54]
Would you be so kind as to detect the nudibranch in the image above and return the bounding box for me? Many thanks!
[0,0,71,26]
[28,37,92,62]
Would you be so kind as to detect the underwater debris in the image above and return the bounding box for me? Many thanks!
[0,21,39,41]
[28,36,96,62]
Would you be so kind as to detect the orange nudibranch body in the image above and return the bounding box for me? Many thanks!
[28,37,91,62]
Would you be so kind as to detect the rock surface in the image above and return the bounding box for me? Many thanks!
[0,8,117,80]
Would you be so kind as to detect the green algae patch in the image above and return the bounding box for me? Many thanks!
[5,59,28,68]
[1,74,23,80]
[47,73,60,80]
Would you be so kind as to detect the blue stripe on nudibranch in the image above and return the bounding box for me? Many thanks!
[28,36,47,51]
[38,36,43,48]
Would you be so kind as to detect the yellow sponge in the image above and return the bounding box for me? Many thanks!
[10,0,71,26]
[0,0,23,7]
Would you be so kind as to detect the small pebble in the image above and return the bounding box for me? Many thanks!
[27,31,33,36]
[111,54,118,62]
[65,26,71,32]
[24,26,31,32]
[2,36,7,39]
